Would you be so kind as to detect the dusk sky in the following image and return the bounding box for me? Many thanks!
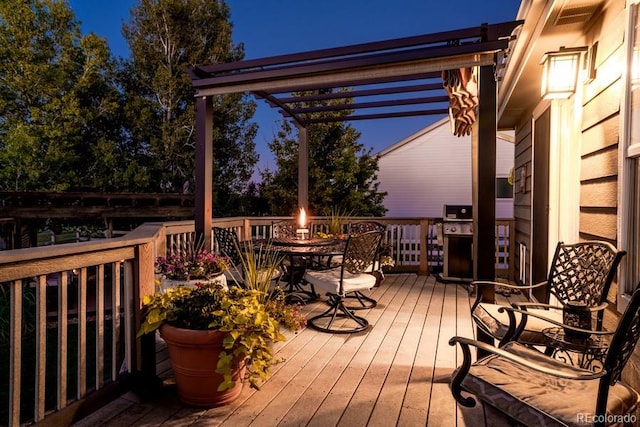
[67,0,521,175]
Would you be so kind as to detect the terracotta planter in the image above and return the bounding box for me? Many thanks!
[160,324,245,407]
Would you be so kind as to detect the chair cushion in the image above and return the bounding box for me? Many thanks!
[457,342,640,427]
[473,303,563,344]
[303,268,377,295]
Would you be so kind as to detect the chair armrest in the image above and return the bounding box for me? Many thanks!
[472,280,547,307]
[513,301,558,310]
[500,306,615,338]
[448,335,606,407]
[588,302,609,313]
[472,280,547,291]
[514,301,609,313]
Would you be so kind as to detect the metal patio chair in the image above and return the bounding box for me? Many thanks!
[302,230,383,333]
[449,284,640,427]
[471,241,625,349]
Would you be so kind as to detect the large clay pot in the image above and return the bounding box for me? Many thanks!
[160,324,245,407]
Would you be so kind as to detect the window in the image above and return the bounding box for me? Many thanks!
[621,2,640,302]
[496,177,513,199]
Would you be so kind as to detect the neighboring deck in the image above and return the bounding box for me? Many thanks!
[74,274,521,427]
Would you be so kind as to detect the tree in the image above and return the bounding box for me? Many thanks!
[121,0,258,216]
[0,0,125,191]
[261,90,386,216]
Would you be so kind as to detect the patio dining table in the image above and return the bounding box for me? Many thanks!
[250,237,345,302]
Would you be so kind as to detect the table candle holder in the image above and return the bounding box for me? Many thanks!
[296,228,309,240]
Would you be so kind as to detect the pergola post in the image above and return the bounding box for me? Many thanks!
[473,64,497,282]
[295,123,309,210]
[195,95,213,249]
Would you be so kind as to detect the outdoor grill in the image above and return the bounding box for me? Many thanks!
[441,204,473,281]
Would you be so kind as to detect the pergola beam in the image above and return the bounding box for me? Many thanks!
[193,52,499,97]
[189,20,523,264]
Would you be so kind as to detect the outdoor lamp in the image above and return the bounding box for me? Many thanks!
[540,47,587,99]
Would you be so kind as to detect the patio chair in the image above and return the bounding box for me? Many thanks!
[449,284,640,427]
[349,221,386,235]
[471,241,625,348]
[212,227,281,287]
[271,220,317,301]
[272,220,298,239]
[302,230,383,333]
[347,220,389,295]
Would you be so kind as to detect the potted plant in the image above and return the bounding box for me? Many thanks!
[137,242,306,407]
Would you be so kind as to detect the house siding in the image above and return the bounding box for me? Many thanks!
[377,118,514,219]
[580,1,624,301]
[513,121,532,285]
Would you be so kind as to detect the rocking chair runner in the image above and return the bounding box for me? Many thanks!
[449,284,640,427]
[471,241,626,348]
[302,230,383,333]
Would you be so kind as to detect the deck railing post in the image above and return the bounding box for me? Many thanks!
[132,241,163,393]
[419,219,429,275]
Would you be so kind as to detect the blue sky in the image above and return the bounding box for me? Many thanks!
[68,0,521,175]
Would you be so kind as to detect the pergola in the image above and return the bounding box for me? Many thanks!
[188,20,522,281]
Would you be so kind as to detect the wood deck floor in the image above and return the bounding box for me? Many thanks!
[73,274,522,427]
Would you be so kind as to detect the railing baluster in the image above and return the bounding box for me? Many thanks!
[35,275,46,421]
[96,265,105,389]
[58,271,68,410]
[77,268,87,398]
[123,261,134,378]
[112,261,121,381]
[10,279,22,426]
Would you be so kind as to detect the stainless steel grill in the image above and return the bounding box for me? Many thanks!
[441,204,473,281]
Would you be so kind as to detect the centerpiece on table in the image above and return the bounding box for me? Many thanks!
[138,243,306,407]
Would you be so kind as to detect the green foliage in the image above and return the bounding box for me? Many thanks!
[0,0,127,191]
[232,240,283,300]
[120,0,259,213]
[0,0,259,203]
[327,206,353,235]
[231,239,306,331]
[137,283,288,390]
[260,92,387,216]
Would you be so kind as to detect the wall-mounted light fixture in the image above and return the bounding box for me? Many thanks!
[540,47,587,99]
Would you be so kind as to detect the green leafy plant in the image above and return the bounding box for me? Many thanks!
[137,282,288,390]
[232,239,307,332]
[232,240,282,299]
[327,206,352,235]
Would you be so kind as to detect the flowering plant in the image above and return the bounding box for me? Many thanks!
[380,255,395,269]
[155,250,229,280]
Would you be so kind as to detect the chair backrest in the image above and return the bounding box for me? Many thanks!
[547,241,626,307]
[213,227,242,266]
[594,284,640,417]
[349,221,386,235]
[272,221,297,239]
[603,284,640,386]
[342,231,383,275]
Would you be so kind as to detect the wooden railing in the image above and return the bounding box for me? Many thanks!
[0,216,513,425]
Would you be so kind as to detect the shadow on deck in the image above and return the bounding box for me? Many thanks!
[73,274,523,427]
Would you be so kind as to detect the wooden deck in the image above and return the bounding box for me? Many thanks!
[73,274,522,426]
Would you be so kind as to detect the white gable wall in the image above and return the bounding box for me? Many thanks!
[377,118,514,218]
